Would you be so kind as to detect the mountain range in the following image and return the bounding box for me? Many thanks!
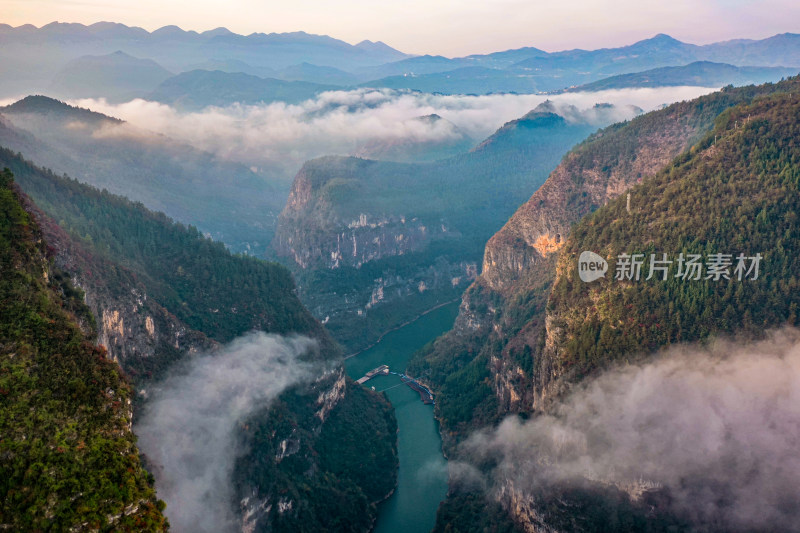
[563,60,799,92]
[4,18,800,532]
[2,23,799,103]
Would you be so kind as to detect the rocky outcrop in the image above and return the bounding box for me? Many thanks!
[417,82,797,443]
[271,104,629,351]
[315,369,347,421]
[277,212,440,270]
[23,198,215,379]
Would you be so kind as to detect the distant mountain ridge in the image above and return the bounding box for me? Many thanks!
[1,23,797,99]
[148,69,340,109]
[360,33,800,94]
[0,21,410,97]
[562,61,799,92]
[49,50,173,102]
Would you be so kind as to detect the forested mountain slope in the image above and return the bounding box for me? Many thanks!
[410,77,800,446]
[0,96,284,255]
[423,79,800,532]
[0,149,398,532]
[0,169,167,530]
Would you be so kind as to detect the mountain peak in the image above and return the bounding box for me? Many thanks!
[201,27,233,37]
[2,95,122,124]
[633,33,685,48]
[417,113,443,122]
[152,24,194,37]
[4,95,69,112]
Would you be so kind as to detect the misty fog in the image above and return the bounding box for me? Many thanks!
[134,333,317,533]
[66,86,716,175]
[458,328,800,531]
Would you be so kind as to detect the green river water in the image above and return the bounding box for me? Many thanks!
[344,302,460,533]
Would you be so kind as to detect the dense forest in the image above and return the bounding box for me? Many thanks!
[421,83,800,532]
[549,90,800,379]
[236,381,398,532]
[0,169,167,530]
[0,149,399,531]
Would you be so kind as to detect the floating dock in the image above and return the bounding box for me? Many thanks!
[356,364,389,384]
[355,365,434,404]
[400,375,434,404]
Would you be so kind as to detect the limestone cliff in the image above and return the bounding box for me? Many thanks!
[424,78,800,532]
[412,78,800,445]
[272,105,630,351]
[21,193,215,380]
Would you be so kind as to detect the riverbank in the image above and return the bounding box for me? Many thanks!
[344,298,460,360]
[343,301,460,533]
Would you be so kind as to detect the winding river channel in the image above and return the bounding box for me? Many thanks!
[344,302,460,533]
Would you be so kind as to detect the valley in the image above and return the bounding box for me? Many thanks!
[2,10,800,532]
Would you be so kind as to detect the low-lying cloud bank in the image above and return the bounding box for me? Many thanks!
[73,86,716,173]
[458,328,800,531]
[134,333,316,533]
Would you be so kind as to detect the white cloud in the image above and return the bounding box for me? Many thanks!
[134,333,316,533]
[459,328,800,530]
[73,86,715,175]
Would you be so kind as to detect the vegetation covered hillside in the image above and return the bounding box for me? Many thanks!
[0,147,322,346]
[545,89,800,387]
[410,76,800,446]
[275,103,630,351]
[0,149,399,531]
[0,96,285,255]
[0,169,167,530]
[429,84,800,532]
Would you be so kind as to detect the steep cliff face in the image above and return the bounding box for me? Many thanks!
[2,148,398,532]
[0,170,167,530]
[273,104,631,351]
[426,78,800,532]
[275,156,449,270]
[23,196,216,379]
[411,79,800,443]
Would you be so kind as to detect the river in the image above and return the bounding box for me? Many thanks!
[344,302,460,533]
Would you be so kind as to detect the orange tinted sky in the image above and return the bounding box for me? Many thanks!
[2,0,798,56]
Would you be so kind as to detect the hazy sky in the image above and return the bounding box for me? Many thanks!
[3,0,799,56]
